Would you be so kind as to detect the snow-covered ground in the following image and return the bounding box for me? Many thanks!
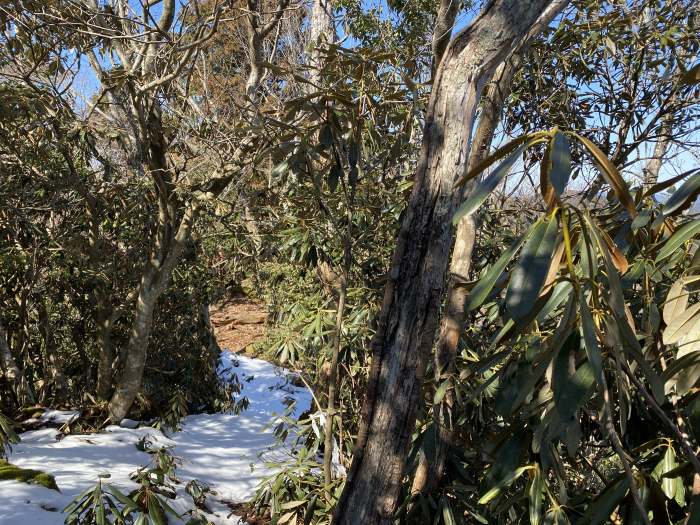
[0,353,312,524]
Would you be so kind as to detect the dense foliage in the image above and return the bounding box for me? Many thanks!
[1,0,700,523]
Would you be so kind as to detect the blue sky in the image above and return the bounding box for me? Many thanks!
[71,0,695,186]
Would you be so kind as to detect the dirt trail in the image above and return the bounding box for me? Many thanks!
[209,297,268,354]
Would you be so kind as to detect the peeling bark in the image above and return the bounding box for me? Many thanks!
[332,2,567,523]
[411,51,523,497]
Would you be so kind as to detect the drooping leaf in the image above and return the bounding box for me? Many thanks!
[434,379,451,405]
[271,160,289,177]
[465,225,533,312]
[652,445,685,506]
[656,220,700,263]
[549,131,571,198]
[578,475,630,525]
[575,133,636,217]
[454,131,548,188]
[506,213,560,320]
[662,171,700,218]
[540,134,555,208]
[328,162,342,192]
[554,360,596,425]
[663,302,700,346]
[662,351,700,393]
[478,465,533,504]
[495,355,549,417]
[452,144,526,224]
[535,281,573,324]
[319,123,333,146]
[544,506,571,525]
[579,292,604,387]
[528,464,544,525]
[664,277,691,326]
[643,168,700,199]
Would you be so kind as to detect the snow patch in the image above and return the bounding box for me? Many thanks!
[0,353,312,524]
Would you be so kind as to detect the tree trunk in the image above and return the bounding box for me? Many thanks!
[108,204,197,422]
[411,51,524,497]
[430,0,460,76]
[96,305,115,401]
[323,276,347,486]
[0,321,35,407]
[38,302,66,403]
[332,2,566,523]
[308,0,335,86]
[642,112,673,188]
[323,205,353,486]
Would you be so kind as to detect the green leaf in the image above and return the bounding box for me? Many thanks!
[452,144,526,224]
[578,475,630,525]
[478,465,533,504]
[579,292,604,386]
[662,171,700,218]
[454,131,548,188]
[271,160,288,177]
[652,446,684,505]
[465,225,532,312]
[434,379,451,405]
[319,123,333,146]
[663,277,693,326]
[550,132,571,198]
[328,162,341,192]
[495,356,549,417]
[555,360,595,425]
[544,507,571,525]
[656,220,700,263]
[441,500,457,525]
[535,281,573,324]
[506,213,560,320]
[280,500,306,510]
[663,302,700,345]
[529,465,544,525]
[574,133,636,217]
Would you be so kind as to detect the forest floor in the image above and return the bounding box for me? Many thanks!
[210,297,268,356]
[0,309,312,525]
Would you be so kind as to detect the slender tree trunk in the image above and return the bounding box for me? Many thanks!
[96,306,115,401]
[323,208,353,486]
[411,51,524,496]
[108,204,197,422]
[38,302,66,403]
[332,2,566,523]
[0,321,35,407]
[308,0,335,86]
[323,274,347,485]
[642,113,673,188]
[431,0,460,76]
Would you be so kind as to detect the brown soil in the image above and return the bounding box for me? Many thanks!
[209,297,268,355]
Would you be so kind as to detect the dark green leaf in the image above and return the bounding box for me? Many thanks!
[656,220,700,263]
[506,213,560,320]
[466,225,532,312]
[550,132,571,198]
[453,144,526,224]
[662,171,700,218]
